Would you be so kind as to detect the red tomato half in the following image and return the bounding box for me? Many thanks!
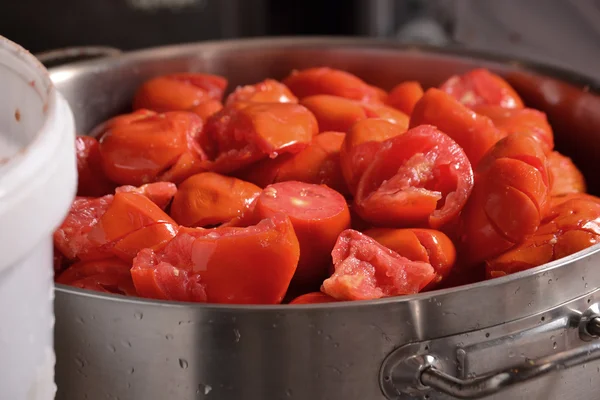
[289,292,338,304]
[459,132,550,266]
[547,151,586,196]
[322,229,435,301]
[283,67,386,103]
[98,110,205,185]
[364,228,456,289]
[131,214,300,304]
[254,182,350,286]
[486,194,600,278]
[203,102,318,174]
[386,81,424,115]
[440,68,524,109]
[56,258,137,296]
[355,124,474,229]
[189,100,223,121]
[75,136,115,197]
[115,182,178,210]
[410,88,506,167]
[226,79,298,106]
[133,73,228,112]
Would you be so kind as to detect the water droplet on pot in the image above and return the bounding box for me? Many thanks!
[165,334,174,340]
[316,329,323,335]
[548,279,552,284]
[553,342,557,349]
[75,357,85,368]
[122,340,132,348]
[76,317,85,324]
[107,344,116,353]
[128,367,135,374]
[134,312,143,320]
[333,342,340,348]
[197,383,212,395]
[233,329,241,342]
[286,388,293,397]
[179,359,188,369]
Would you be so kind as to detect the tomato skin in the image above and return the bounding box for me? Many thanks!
[354,124,474,229]
[472,105,554,151]
[98,110,205,186]
[440,68,524,109]
[170,172,261,227]
[115,182,177,210]
[410,88,507,167]
[486,194,600,277]
[289,292,338,304]
[283,67,385,103]
[254,182,351,286]
[547,151,586,196]
[203,102,318,174]
[75,136,115,197]
[340,118,406,195]
[226,79,298,106]
[322,229,435,301]
[189,100,223,121]
[386,81,424,115]
[459,132,550,266]
[131,214,300,304]
[364,228,456,289]
[362,103,410,128]
[133,73,228,112]
[56,258,137,296]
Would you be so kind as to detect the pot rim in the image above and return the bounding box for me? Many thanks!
[50,36,600,310]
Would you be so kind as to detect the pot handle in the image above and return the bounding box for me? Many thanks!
[382,316,600,399]
[35,46,122,66]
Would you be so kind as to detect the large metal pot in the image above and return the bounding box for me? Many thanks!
[49,37,600,400]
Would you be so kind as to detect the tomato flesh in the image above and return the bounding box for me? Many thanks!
[322,230,435,300]
[226,79,298,105]
[386,81,424,115]
[56,258,137,296]
[75,136,115,197]
[289,292,338,304]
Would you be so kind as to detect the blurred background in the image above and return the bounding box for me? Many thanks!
[1,0,599,79]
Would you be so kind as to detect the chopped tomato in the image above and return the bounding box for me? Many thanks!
[115,182,177,210]
[289,292,338,304]
[459,132,550,266]
[283,67,386,103]
[364,228,456,289]
[203,102,318,174]
[322,230,435,301]
[486,194,600,277]
[54,195,115,261]
[170,172,261,227]
[362,103,410,128]
[547,151,586,196]
[300,95,368,132]
[386,81,424,115]
[473,105,554,151]
[410,88,506,167]
[340,118,406,195]
[355,124,474,229]
[440,68,524,109]
[254,182,350,286]
[189,100,223,121]
[131,214,300,304]
[75,136,115,197]
[56,258,137,296]
[226,79,298,105]
[132,73,228,112]
[98,110,205,185]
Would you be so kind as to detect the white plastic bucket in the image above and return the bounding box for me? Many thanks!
[0,36,76,399]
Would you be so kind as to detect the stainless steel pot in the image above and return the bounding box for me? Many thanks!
[49,37,600,400]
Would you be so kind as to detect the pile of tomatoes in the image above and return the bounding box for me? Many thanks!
[53,66,598,305]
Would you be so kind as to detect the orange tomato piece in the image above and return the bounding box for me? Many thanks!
[56,258,137,296]
[386,81,424,115]
[115,182,177,210]
[283,67,386,103]
[131,214,300,304]
[547,151,586,196]
[300,95,368,132]
[254,182,351,286]
[225,79,298,105]
[440,68,524,109]
[410,88,507,167]
[473,105,554,151]
[340,118,406,195]
[459,132,550,266]
[98,110,205,185]
[354,125,474,229]
[486,194,600,277]
[364,228,456,289]
[362,103,410,128]
[189,100,223,121]
[289,292,338,304]
[75,136,115,197]
[170,172,261,227]
[322,229,435,301]
[133,73,228,112]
